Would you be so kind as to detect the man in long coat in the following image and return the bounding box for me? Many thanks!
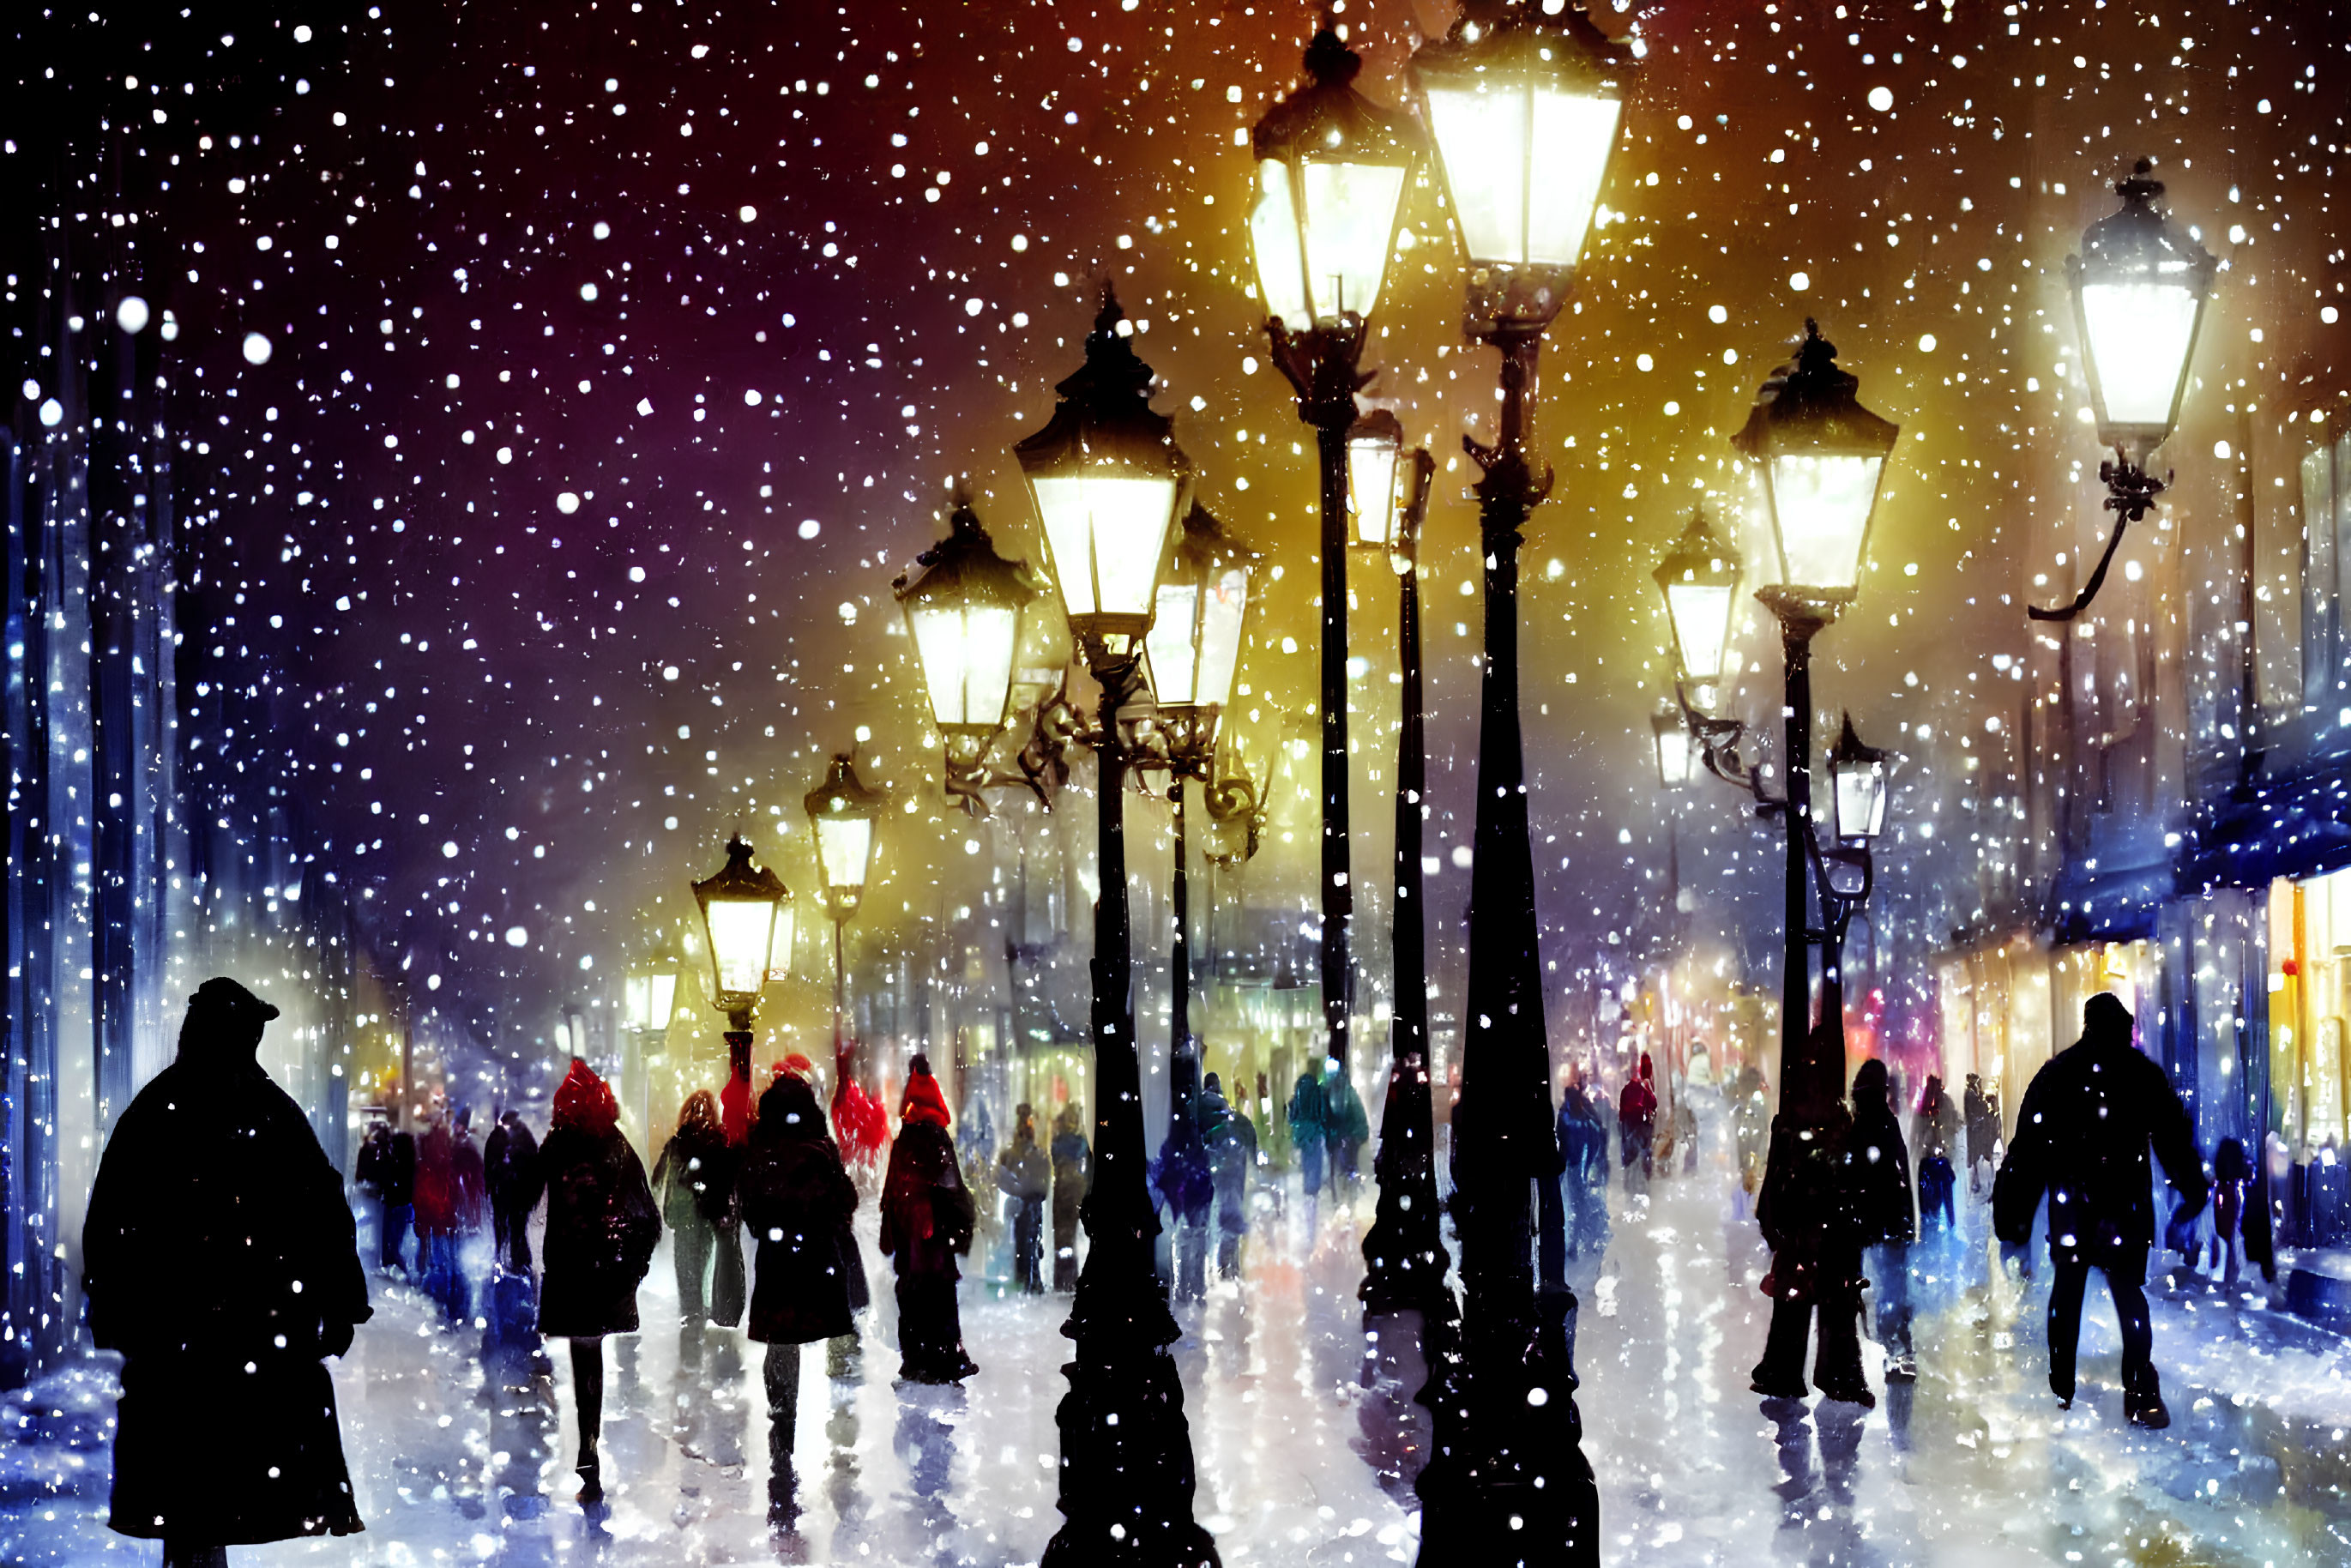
[83,978,371,1568]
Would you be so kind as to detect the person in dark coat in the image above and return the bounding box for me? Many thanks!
[1848,1058,1918,1382]
[1994,993,2209,1428]
[449,1108,487,1319]
[1286,1070,1329,1234]
[1913,1075,1961,1230]
[1962,1072,1999,1195]
[650,1089,729,1324]
[536,1058,660,1499]
[2203,1137,2276,1287]
[1750,1026,1872,1407]
[877,1056,978,1384]
[1556,1079,1613,1260]
[1049,1101,1090,1292]
[1200,1073,1258,1279]
[1157,1074,1215,1302]
[484,1108,543,1273]
[82,978,371,1568]
[737,1073,859,1454]
[1619,1052,1659,1191]
[994,1103,1051,1294]
[1323,1059,1370,1201]
[373,1121,417,1274]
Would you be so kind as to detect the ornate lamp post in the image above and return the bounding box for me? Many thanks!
[805,751,889,1096]
[1016,288,1216,1568]
[1403,3,1631,1563]
[690,835,793,1098]
[1731,320,1898,1116]
[2037,159,2216,622]
[1250,25,1421,1076]
[1359,440,1450,1319]
[1141,501,1255,1304]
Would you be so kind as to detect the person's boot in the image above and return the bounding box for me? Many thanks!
[2048,1372,2074,1411]
[2125,1377,2170,1429]
[576,1443,603,1502]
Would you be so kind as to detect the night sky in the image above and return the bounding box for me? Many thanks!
[9,0,2340,1077]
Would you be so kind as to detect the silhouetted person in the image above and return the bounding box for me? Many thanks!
[1913,1075,1960,1230]
[994,1102,1050,1294]
[1556,1079,1613,1260]
[536,1058,660,1499]
[651,1090,729,1324]
[2205,1136,2275,1287]
[1848,1058,1916,1382]
[1995,993,2208,1427]
[1201,1073,1257,1279]
[738,1072,859,1468]
[1050,1101,1091,1291]
[1751,1026,1871,1407]
[449,1107,487,1320]
[484,1109,542,1273]
[1619,1052,1658,1191]
[375,1121,418,1273]
[1962,1072,1999,1195]
[1286,1070,1329,1235]
[83,978,372,1568]
[878,1056,978,1383]
[1158,1073,1214,1302]
[1323,1058,1370,1201]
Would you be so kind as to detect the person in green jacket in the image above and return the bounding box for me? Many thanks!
[1322,1058,1370,1202]
[1286,1071,1328,1241]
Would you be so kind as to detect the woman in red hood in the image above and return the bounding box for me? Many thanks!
[877,1056,978,1383]
[536,1059,660,1502]
[1619,1052,1659,1192]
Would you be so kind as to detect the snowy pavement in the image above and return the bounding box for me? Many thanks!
[7,1132,2351,1567]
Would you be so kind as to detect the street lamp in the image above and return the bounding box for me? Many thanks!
[1359,445,1449,1319]
[691,834,793,1089]
[1347,407,1408,549]
[894,496,1064,810]
[1825,713,1890,844]
[1015,286,1215,1568]
[2035,157,2216,621]
[1651,707,1699,790]
[1142,501,1256,1306]
[805,751,889,1095]
[1653,507,1741,692]
[1730,318,1897,1118]
[1405,3,1631,1560]
[1251,24,1420,1082]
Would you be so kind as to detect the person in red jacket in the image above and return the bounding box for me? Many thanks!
[1618,1052,1659,1191]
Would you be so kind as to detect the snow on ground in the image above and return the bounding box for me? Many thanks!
[6,1119,2349,1566]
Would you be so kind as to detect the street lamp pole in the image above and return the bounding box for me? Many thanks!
[1016,289,1216,1568]
[1361,445,1446,1317]
[1404,4,1632,1561]
[1250,26,1420,1075]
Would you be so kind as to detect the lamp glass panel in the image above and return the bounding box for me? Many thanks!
[1655,723,1697,787]
[1664,580,1736,684]
[1146,580,1204,706]
[1423,84,1528,266]
[624,973,650,1032]
[1249,159,1311,327]
[705,896,781,999]
[1298,159,1408,322]
[1029,473,1179,620]
[1833,760,1888,840]
[1348,434,1402,546]
[814,815,875,896]
[648,970,678,1029]
[2079,279,2200,430]
[1768,451,1884,592]
[1196,566,1249,709]
[1524,89,1622,267]
[907,600,1018,730]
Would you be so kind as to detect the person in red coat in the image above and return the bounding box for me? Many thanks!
[413,1114,461,1317]
[877,1056,977,1384]
[1618,1052,1659,1190]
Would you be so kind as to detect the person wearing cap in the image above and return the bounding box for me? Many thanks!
[1994,993,2209,1428]
[877,1055,978,1383]
[83,979,372,1568]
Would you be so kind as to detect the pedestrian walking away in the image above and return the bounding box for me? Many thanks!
[1619,1052,1659,1192]
[878,1055,980,1383]
[535,1058,661,1501]
[1322,1058,1369,1202]
[994,1102,1051,1294]
[1750,1025,1872,1408]
[2201,1136,2276,1288]
[1913,1074,1960,1231]
[82,978,373,1568]
[1962,1072,2000,1197]
[484,1108,544,1275]
[1200,1073,1258,1280]
[1049,1101,1091,1292]
[736,1071,859,1475]
[651,1090,731,1325]
[1848,1058,1918,1382]
[1994,993,2209,1428]
[1286,1070,1328,1239]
